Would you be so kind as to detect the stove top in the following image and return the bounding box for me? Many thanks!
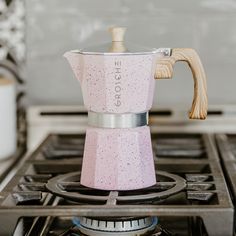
[0,133,233,236]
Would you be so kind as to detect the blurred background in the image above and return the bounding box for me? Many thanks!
[1,0,235,108]
[2,2,236,235]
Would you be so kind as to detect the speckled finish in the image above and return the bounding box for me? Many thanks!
[64,51,157,190]
[64,52,157,113]
[81,126,156,190]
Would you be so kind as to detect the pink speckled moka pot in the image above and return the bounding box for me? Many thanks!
[64,27,208,190]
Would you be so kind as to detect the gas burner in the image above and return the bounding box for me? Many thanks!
[73,216,158,236]
[46,171,186,203]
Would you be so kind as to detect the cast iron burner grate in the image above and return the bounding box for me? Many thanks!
[216,134,236,235]
[0,133,233,236]
[46,171,186,203]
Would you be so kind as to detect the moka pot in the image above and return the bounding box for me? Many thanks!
[64,27,208,190]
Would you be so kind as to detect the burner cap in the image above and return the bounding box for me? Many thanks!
[73,216,158,236]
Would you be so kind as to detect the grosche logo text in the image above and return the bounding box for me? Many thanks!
[114,60,122,107]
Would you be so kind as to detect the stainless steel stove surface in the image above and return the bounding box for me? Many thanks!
[0,133,233,236]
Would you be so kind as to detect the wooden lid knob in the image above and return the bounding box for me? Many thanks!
[109,27,126,42]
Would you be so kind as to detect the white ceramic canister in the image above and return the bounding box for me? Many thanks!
[0,78,16,160]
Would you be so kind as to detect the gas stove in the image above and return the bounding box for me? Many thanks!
[0,132,233,236]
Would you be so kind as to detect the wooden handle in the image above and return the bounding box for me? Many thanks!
[108,27,127,52]
[155,48,208,120]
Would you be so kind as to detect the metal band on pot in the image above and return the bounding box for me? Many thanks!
[88,112,148,128]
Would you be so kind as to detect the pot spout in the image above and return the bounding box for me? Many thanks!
[63,51,83,83]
